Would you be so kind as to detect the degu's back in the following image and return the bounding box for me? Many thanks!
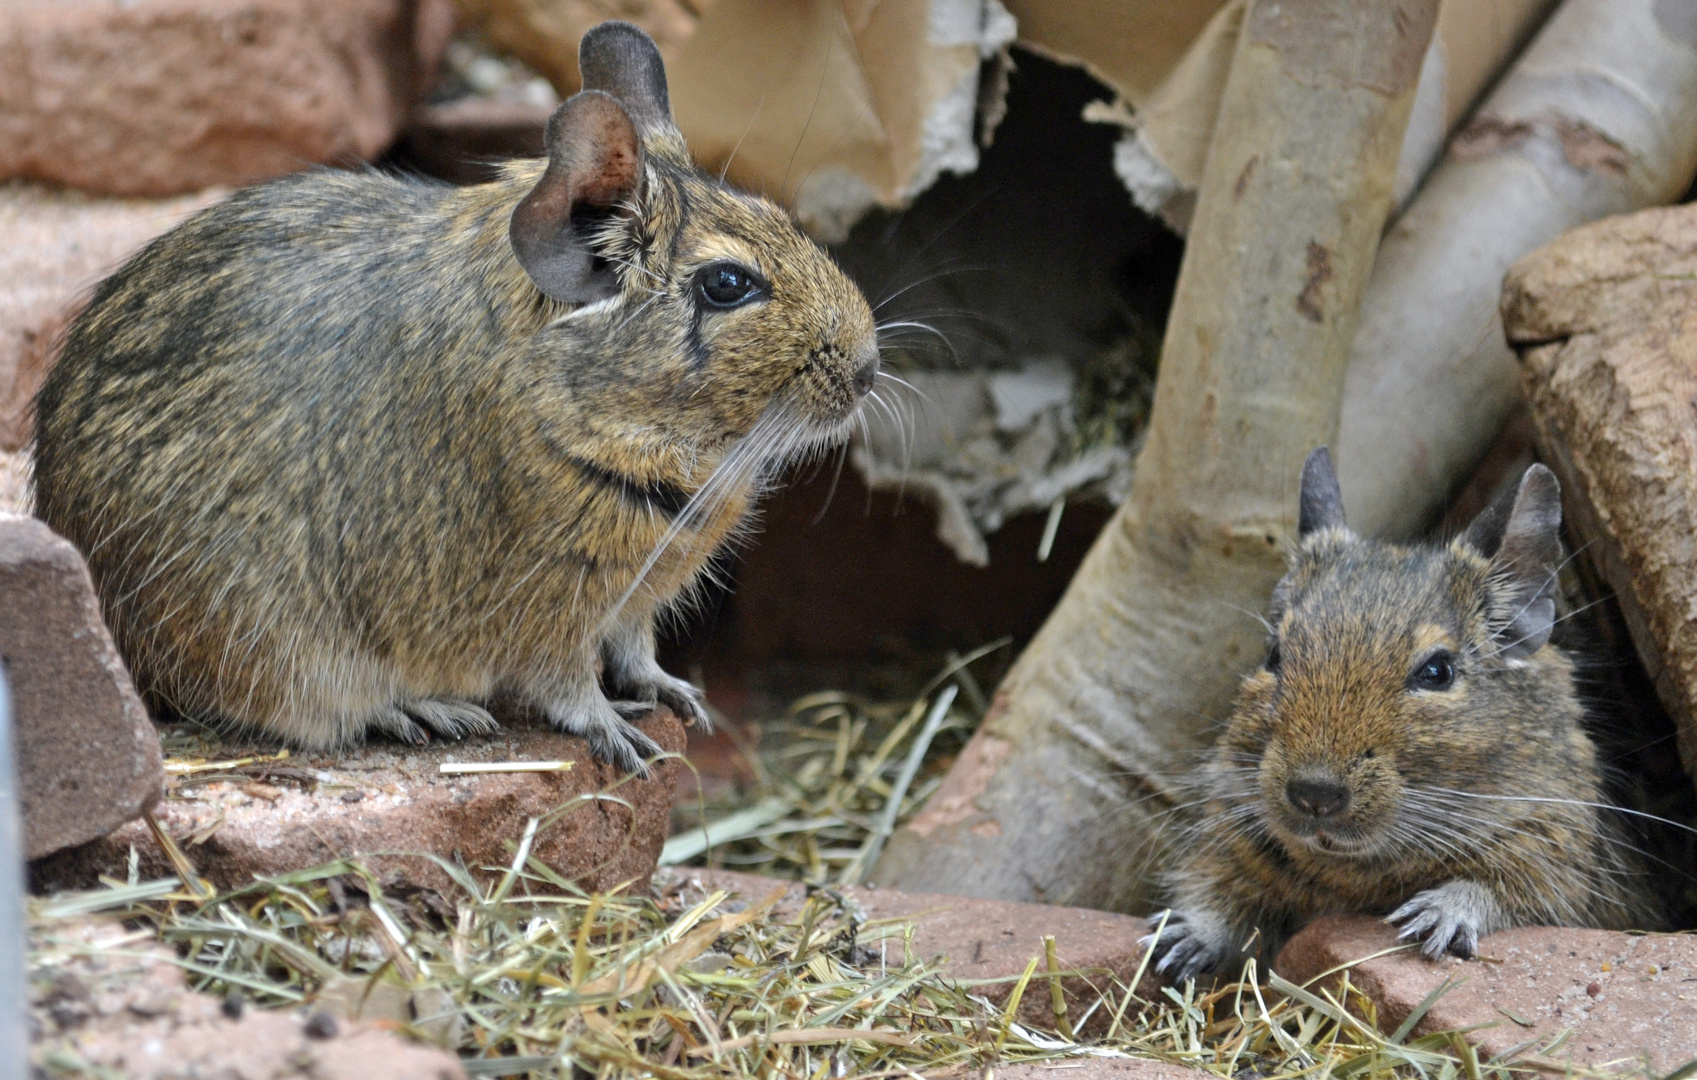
[32,22,881,774]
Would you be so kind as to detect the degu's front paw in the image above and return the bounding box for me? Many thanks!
[609,669,711,730]
[546,700,665,777]
[650,671,711,730]
[1142,908,1233,983]
[1387,880,1502,961]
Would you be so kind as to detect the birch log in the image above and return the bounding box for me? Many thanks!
[1335,0,1697,539]
[874,0,1437,910]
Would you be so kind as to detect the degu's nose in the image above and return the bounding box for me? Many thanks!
[851,340,880,398]
[1286,770,1351,820]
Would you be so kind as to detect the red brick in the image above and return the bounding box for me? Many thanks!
[1277,914,1697,1072]
[2,516,161,859]
[33,711,684,897]
[31,916,466,1079]
[660,868,1161,1034]
[0,0,456,197]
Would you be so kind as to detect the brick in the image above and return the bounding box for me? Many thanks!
[0,0,457,197]
[32,710,685,897]
[658,868,1161,1034]
[1,516,161,859]
[1277,914,1697,1072]
[31,916,467,1079]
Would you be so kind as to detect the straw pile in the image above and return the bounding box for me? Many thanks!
[30,857,1568,1080]
[26,657,1586,1078]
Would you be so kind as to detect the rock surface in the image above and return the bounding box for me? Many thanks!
[1,516,162,859]
[32,710,684,898]
[31,915,467,1079]
[0,0,456,197]
[0,183,227,450]
[659,868,1160,1033]
[1277,915,1697,1072]
[1503,203,1697,780]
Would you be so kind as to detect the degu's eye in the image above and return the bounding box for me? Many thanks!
[696,262,765,308]
[1265,640,1282,674]
[1408,649,1457,692]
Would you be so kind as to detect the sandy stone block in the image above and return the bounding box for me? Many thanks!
[0,0,457,197]
[0,183,227,450]
[1277,915,1697,1072]
[664,868,1160,1033]
[1,516,162,859]
[31,711,685,897]
[31,916,467,1079]
[1503,203,1697,780]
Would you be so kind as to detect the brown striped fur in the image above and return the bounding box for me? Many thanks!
[1146,452,1662,979]
[31,24,878,773]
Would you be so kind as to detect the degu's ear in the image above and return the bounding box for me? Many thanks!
[578,20,674,133]
[1298,447,1347,538]
[1483,464,1564,659]
[509,90,642,304]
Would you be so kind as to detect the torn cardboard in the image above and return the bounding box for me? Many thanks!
[1072,0,1560,232]
[455,0,1016,241]
[855,359,1141,565]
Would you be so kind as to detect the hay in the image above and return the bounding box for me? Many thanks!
[664,647,1002,885]
[29,856,1579,1080]
[26,662,1606,1077]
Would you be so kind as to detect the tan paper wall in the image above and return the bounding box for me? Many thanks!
[1077,0,1559,231]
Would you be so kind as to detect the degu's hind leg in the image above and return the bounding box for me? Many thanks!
[600,614,710,729]
[259,647,498,747]
[371,698,500,744]
[519,660,666,775]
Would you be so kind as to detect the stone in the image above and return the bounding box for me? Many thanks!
[658,868,1161,1034]
[0,183,228,451]
[0,0,457,197]
[1502,203,1697,781]
[32,710,685,898]
[1,516,162,859]
[31,916,467,1079]
[1277,915,1697,1072]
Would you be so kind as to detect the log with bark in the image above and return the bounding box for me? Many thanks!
[874,0,1438,909]
[1504,203,1697,785]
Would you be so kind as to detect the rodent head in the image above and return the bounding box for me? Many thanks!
[1215,449,1586,863]
[505,22,879,462]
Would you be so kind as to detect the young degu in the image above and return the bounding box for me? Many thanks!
[1147,449,1662,979]
[32,22,880,774]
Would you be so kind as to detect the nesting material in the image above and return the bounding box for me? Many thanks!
[29,840,1560,1080]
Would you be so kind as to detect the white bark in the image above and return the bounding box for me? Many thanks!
[875,0,1436,909]
[1336,0,1697,538]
